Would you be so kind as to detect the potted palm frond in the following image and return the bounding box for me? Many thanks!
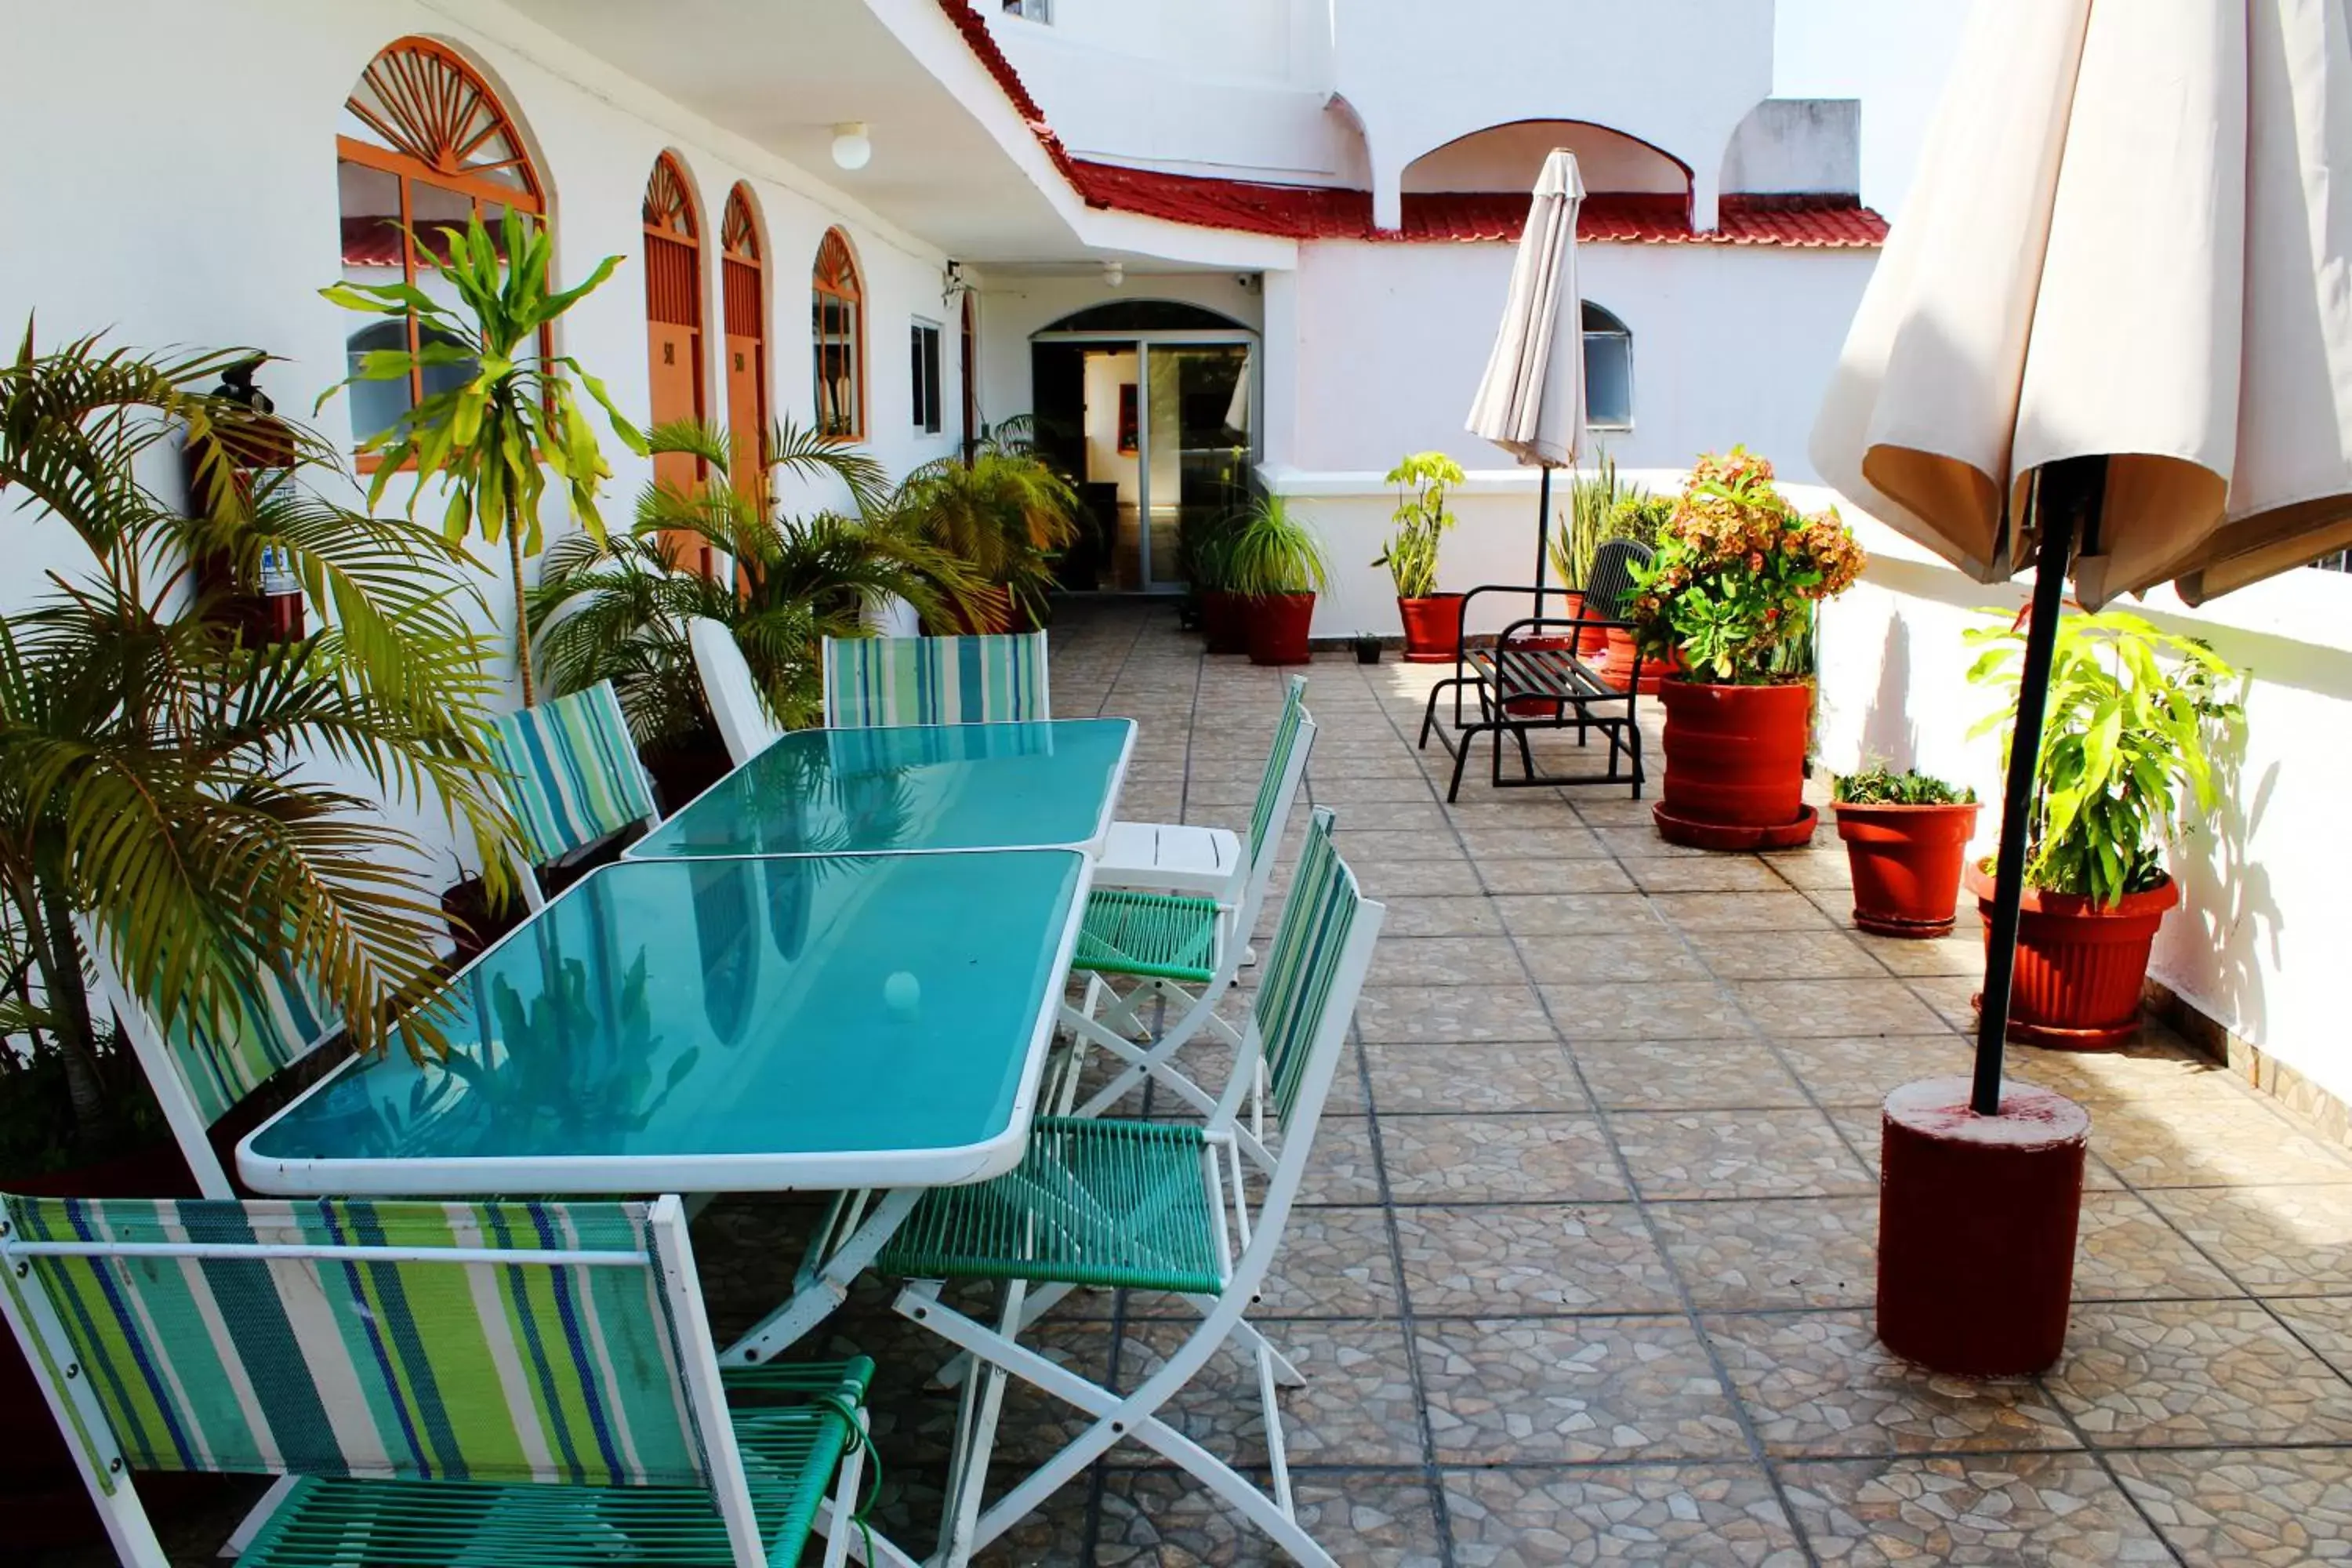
[321,208,645,706]
[1831,766,1981,937]
[1962,608,2242,1048]
[1375,451,1465,660]
[893,423,1081,631]
[1225,493,1330,666]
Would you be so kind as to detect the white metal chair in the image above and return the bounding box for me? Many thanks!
[79,924,338,1199]
[688,615,785,765]
[1095,673,1306,899]
[0,1189,875,1568]
[819,631,1050,727]
[877,808,1383,1567]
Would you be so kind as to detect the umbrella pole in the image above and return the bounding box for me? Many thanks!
[1534,464,1553,619]
[1971,459,2100,1115]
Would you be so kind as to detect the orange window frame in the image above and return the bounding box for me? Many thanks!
[721,185,771,499]
[811,228,866,441]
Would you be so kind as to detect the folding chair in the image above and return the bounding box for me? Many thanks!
[79,924,336,1199]
[1051,683,1316,1148]
[1095,673,1306,898]
[819,631,1050,728]
[877,808,1384,1567]
[484,679,664,909]
[0,1191,876,1568]
[689,615,785,766]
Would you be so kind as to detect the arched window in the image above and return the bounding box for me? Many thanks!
[720,185,768,506]
[1582,301,1633,430]
[336,38,545,448]
[811,229,865,440]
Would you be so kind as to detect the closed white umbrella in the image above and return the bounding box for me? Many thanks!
[1812,0,2352,1112]
[1467,149,1587,599]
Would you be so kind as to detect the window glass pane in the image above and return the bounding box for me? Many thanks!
[411,182,473,270]
[347,320,413,443]
[1584,332,1632,428]
[814,291,862,437]
[911,323,942,433]
[338,161,403,287]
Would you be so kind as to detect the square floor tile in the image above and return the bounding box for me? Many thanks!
[1349,858,1487,897]
[2109,1446,2352,1566]
[1684,929,1885,980]
[1853,931,1985,978]
[1649,891,1839,932]
[1416,1316,1749,1463]
[2071,1190,2242,1301]
[2269,1297,2352,1379]
[1381,1114,1630,1203]
[2092,1097,2352,1189]
[1625,858,1792,894]
[1380,895,1508,937]
[2142,1184,2352,1295]
[1704,1310,2079,1457]
[1127,1205,1399,1321]
[1479,858,1641,895]
[1443,1464,1804,1566]
[1732,978,1955,1036]
[1779,1453,2174,1566]
[1576,1040,1811,1111]
[1614,1108,1875,1200]
[1339,829,1475,862]
[1490,893,1663,936]
[1369,935,1527,985]
[1515,931,1710,984]
[1759,850,1853,891]
[1541,980,1748,1040]
[1356,983,1556,1044]
[1097,1467,1446,1566]
[1393,1203,1679,1315]
[1122,1317,1427,1468]
[1298,1116,1386,1205]
[1365,1040,1587,1114]
[2044,1300,2352,1447]
[1650,1196,1878,1310]
[1773,1034,1977,1109]
[1456,826,1612,859]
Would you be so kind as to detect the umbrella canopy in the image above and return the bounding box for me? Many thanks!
[1812,0,2352,608]
[1468,149,1587,468]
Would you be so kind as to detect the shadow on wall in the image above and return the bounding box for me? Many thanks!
[1854,612,1918,772]
[2180,684,2281,1047]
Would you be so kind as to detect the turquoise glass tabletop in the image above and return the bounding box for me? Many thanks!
[629,718,1134,860]
[238,851,1088,1196]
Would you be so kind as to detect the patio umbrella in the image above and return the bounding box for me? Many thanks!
[1813,0,2352,1113]
[1466,149,1586,610]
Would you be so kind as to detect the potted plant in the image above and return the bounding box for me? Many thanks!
[1374,451,1465,660]
[1628,448,1865,849]
[1225,493,1329,666]
[1183,506,1249,654]
[1548,455,1635,658]
[1595,492,1678,690]
[1962,608,2241,1048]
[894,420,1081,632]
[1352,633,1384,665]
[1831,766,1981,936]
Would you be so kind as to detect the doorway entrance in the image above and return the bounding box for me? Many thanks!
[1031,302,1257,593]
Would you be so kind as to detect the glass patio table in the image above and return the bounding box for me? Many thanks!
[628,717,1136,861]
[237,850,1091,1199]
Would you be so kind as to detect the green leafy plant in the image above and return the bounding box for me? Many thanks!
[892,427,1082,627]
[321,208,646,704]
[0,331,514,1151]
[532,419,982,744]
[1608,492,1675,546]
[1965,608,2242,906]
[1549,456,1675,589]
[1833,766,1976,806]
[1223,493,1330,598]
[1626,447,1865,684]
[1374,451,1464,598]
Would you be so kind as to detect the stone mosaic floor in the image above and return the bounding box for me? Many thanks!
[55,602,2352,1566]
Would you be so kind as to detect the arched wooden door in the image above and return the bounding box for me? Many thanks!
[720,185,768,513]
[643,152,708,573]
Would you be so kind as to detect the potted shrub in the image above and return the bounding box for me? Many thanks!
[1185,509,1250,655]
[1225,493,1329,666]
[1374,451,1465,660]
[1628,448,1865,849]
[1595,492,1679,689]
[894,423,1081,632]
[1831,767,1981,936]
[1962,608,2241,1049]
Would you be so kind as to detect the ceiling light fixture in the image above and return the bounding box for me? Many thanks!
[830,122,872,171]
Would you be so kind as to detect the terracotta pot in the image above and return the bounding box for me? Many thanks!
[1499,633,1577,716]
[1396,593,1465,662]
[1563,590,1610,658]
[1600,627,1682,695]
[1244,591,1316,666]
[1201,589,1249,655]
[1834,800,1983,937]
[1965,862,2177,1050]
[1658,678,1812,829]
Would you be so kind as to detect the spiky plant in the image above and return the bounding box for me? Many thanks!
[892,430,1081,626]
[0,330,514,1149]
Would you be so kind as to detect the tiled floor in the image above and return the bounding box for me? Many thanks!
[64,601,2352,1566]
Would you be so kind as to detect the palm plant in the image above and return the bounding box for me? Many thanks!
[893,427,1081,627]
[1223,492,1329,597]
[532,419,982,744]
[0,331,514,1151]
[321,208,645,705]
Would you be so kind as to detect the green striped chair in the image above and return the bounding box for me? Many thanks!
[80,922,338,1200]
[819,632,1050,728]
[485,681,664,910]
[878,808,1383,1568]
[1053,677,1316,1148]
[0,1192,876,1568]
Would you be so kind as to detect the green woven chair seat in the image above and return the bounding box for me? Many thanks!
[240,1359,874,1568]
[1072,888,1220,984]
[879,1118,1224,1294]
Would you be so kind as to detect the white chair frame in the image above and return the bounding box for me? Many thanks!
[688,615,784,767]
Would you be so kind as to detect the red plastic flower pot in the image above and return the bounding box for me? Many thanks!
[1965,862,2177,1050]
[1201,589,1249,655]
[1655,677,1815,848]
[1600,626,1681,695]
[1245,592,1317,665]
[1834,800,1983,937]
[1396,593,1465,662]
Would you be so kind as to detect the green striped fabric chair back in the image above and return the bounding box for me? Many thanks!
[1249,807,1362,1131]
[2,1195,709,1490]
[485,681,660,866]
[158,961,334,1127]
[822,632,1051,727]
[1245,675,1311,863]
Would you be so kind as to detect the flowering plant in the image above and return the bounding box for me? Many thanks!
[1626,447,1864,684]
